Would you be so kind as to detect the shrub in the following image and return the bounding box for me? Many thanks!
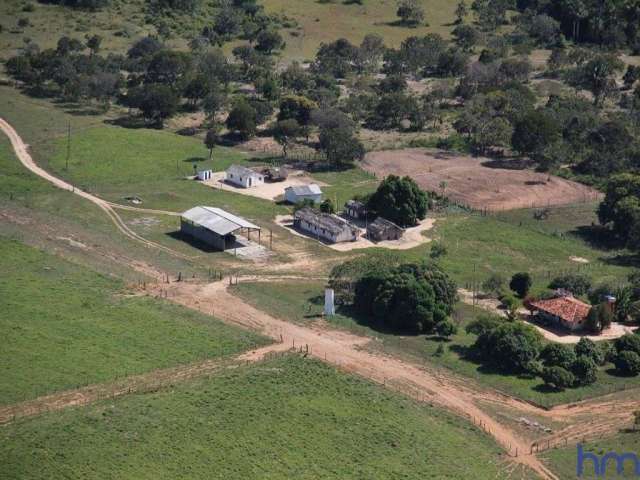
[541,366,575,390]
[435,320,457,338]
[483,273,505,297]
[614,350,640,376]
[575,338,605,365]
[541,343,577,370]
[615,334,640,356]
[509,272,532,298]
[319,198,335,214]
[571,355,598,386]
[549,273,592,296]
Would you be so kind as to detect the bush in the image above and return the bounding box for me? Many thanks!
[541,343,576,370]
[575,338,605,365]
[549,273,592,296]
[509,272,532,298]
[435,320,457,338]
[614,350,640,376]
[482,273,505,297]
[571,355,598,386]
[319,198,335,214]
[615,334,640,355]
[541,366,575,391]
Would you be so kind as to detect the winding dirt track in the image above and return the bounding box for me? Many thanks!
[0,118,189,259]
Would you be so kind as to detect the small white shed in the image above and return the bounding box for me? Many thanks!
[284,184,323,204]
[225,165,264,188]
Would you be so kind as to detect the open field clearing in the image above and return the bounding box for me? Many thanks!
[362,149,602,211]
[0,238,268,405]
[233,280,640,407]
[263,0,457,60]
[0,355,509,480]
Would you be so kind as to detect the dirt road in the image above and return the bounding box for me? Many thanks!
[0,118,189,259]
[151,278,558,479]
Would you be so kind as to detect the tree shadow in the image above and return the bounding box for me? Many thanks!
[532,383,561,393]
[600,253,640,268]
[105,115,159,130]
[183,156,207,163]
[570,225,621,251]
[481,158,534,170]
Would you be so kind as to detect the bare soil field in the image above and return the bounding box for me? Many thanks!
[362,149,602,211]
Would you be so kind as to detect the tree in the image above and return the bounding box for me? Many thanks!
[598,174,640,249]
[226,100,257,140]
[278,95,318,125]
[572,355,598,386]
[585,302,614,333]
[541,343,577,370]
[255,29,284,54]
[202,82,226,121]
[145,50,193,90]
[509,272,532,298]
[567,54,624,107]
[272,119,301,158]
[575,338,604,365]
[429,241,447,259]
[435,320,457,338]
[355,34,385,73]
[614,350,640,376]
[511,110,561,161]
[396,0,425,26]
[474,116,513,154]
[615,334,640,356]
[130,84,179,127]
[548,273,592,296]
[471,320,543,372]
[455,0,467,24]
[483,273,504,297]
[318,127,365,167]
[452,24,480,51]
[320,198,335,214]
[204,127,220,159]
[367,175,429,227]
[541,366,575,391]
[86,34,102,55]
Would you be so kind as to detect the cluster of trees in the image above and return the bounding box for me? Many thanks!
[353,261,458,335]
[539,339,603,390]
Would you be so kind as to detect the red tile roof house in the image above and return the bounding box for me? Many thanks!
[527,295,592,332]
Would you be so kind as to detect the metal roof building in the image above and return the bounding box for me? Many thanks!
[180,206,261,251]
[284,183,323,204]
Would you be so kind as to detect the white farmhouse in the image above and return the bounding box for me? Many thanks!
[293,207,358,243]
[225,165,264,188]
[284,184,323,204]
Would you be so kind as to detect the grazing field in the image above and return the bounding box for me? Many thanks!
[264,0,457,60]
[362,149,602,211]
[233,280,640,407]
[542,432,640,479]
[0,238,268,405]
[0,355,508,479]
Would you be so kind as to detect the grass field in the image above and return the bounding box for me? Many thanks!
[0,238,268,405]
[0,354,509,479]
[542,431,640,479]
[264,0,457,60]
[233,280,640,407]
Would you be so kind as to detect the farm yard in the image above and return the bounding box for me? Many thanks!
[5,0,640,477]
[362,149,603,211]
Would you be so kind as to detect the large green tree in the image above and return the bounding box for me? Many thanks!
[367,175,429,227]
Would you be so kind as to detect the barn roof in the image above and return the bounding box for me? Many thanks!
[285,184,322,196]
[529,296,591,325]
[367,217,404,235]
[181,206,260,235]
[226,164,261,178]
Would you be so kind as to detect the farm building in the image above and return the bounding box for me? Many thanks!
[344,200,367,219]
[196,169,212,181]
[367,217,404,241]
[284,184,323,204]
[225,165,264,188]
[180,206,261,251]
[293,207,358,243]
[528,294,592,332]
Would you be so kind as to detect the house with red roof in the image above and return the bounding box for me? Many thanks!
[527,295,592,332]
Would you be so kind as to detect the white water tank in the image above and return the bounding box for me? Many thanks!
[324,288,335,316]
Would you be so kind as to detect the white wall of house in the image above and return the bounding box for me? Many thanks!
[284,190,322,204]
[225,170,264,188]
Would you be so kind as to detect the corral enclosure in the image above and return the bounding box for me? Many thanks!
[362,149,602,211]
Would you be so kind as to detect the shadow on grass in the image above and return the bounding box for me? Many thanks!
[166,231,219,253]
[105,115,159,130]
[570,225,622,251]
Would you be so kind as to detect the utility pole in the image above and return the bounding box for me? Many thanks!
[65,121,71,171]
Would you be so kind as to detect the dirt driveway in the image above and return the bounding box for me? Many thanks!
[362,149,601,211]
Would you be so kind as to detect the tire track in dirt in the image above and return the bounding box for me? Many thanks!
[0,343,289,425]
[0,118,191,260]
[151,278,558,479]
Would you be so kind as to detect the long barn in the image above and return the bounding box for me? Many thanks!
[180,206,261,251]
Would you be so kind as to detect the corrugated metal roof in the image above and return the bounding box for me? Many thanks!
[285,184,322,196]
[181,206,260,235]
